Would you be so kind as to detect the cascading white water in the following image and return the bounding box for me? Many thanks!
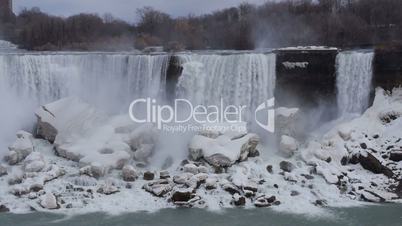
[0,54,169,109]
[0,53,170,154]
[176,53,276,111]
[336,51,374,115]
[0,51,276,157]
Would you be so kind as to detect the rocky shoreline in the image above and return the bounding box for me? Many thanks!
[1,88,402,214]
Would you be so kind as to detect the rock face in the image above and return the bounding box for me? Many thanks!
[359,152,393,178]
[188,130,259,168]
[275,49,337,111]
[5,131,34,165]
[36,107,58,143]
[40,193,58,209]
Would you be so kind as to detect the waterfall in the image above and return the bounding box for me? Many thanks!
[0,54,170,110]
[176,53,276,111]
[0,53,170,154]
[336,51,374,115]
[0,52,276,154]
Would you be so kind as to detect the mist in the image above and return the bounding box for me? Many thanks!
[0,81,37,159]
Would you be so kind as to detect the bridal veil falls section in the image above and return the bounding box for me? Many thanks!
[336,51,375,115]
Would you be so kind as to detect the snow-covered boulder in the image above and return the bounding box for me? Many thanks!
[279,135,298,157]
[188,131,259,168]
[23,152,46,172]
[171,187,203,207]
[97,179,119,195]
[35,97,105,143]
[159,170,170,179]
[231,193,246,206]
[337,124,354,141]
[171,188,194,204]
[183,163,199,174]
[173,173,192,185]
[122,165,137,182]
[254,195,277,207]
[5,131,34,165]
[40,193,58,209]
[79,163,109,179]
[7,167,24,185]
[35,98,146,174]
[205,177,218,189]
[143,179,173,197]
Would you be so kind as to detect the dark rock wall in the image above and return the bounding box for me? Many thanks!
[374,49,402,91]
[166,55,183,102]
[274,50,338,109]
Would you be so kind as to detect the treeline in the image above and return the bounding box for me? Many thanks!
[0,1,16,41]
[135,0,402,50]
[1,0,402,51]
[6,8,134,50]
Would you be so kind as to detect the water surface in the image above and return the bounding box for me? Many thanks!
[1,204,402,226]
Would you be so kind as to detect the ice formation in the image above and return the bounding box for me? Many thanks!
[0,88,402,215]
